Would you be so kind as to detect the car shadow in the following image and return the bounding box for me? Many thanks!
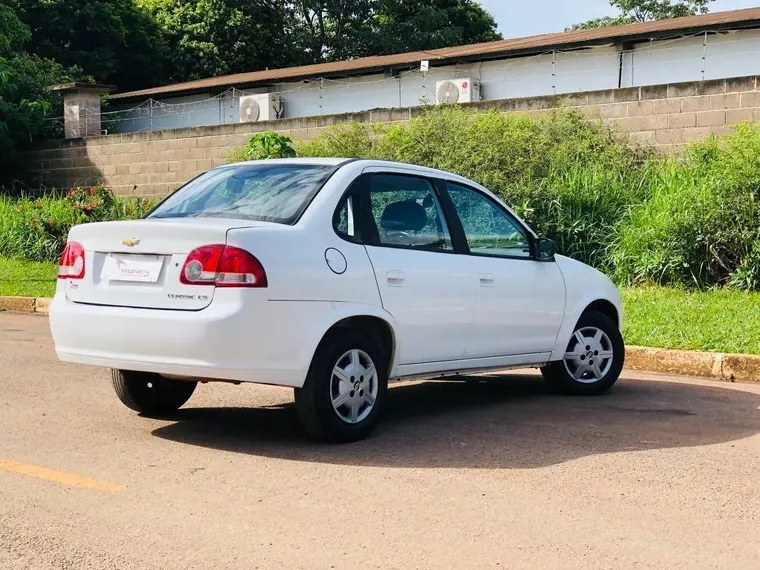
[151,374,760,469]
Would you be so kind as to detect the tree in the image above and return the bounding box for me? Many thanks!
[289,0,502,63]
[0,1,27,53]
[570,0,715,30]
[140,0,294,82]
[288,0,377,63]
[366,0,501,56]
[6,0,168,91]
[4,0,503,94]
[141,0,501,81]
[0,4,75,186]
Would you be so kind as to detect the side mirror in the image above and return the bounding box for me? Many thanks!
[535,237,557,261]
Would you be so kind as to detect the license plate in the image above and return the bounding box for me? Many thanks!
[101,254,164,283]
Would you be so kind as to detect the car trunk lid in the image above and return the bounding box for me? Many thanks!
[64,218,265,310]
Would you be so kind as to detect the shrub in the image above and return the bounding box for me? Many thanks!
[0,184,154,262]
[299,105,649,269]
[296,122,390,159]
[299,106,760,289]
[613,125,760,290]
[227,131,297,163]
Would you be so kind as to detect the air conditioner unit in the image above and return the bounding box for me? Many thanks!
[239,93,281,123]
[435,78,480,105]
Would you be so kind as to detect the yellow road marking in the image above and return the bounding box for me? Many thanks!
[0,458,125,492]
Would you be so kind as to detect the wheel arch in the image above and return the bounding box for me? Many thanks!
[310,305,399,381]
[582,299,620,328]
[550,292,623,361]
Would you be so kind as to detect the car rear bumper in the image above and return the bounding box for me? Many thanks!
[49,291,336,388]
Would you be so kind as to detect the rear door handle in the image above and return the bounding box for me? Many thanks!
[479,273,495,287]
[387,270,405,286]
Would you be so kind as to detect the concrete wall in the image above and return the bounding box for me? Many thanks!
[22,75,760,197]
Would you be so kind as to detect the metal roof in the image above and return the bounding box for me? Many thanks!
[112,7,760,101]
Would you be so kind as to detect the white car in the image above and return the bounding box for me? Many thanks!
[50,158,624,441]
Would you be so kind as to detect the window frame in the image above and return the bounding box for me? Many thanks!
[438,179,542,262]
[359,172,462,255]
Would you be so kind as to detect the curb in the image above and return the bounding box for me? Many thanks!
[626,346,760,384]
[2,296,758,383]
[0,296,51,315]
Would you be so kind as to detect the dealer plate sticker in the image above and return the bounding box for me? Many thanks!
[101,254,163,283]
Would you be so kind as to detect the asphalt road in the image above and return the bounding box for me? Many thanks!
[2,312,760,570]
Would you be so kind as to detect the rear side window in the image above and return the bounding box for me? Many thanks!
[148,163,335,224]
[334,195,357,239]
[368,174,452,252]
[333,175,366,242]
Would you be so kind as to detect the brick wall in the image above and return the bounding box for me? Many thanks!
[21,75,760,197]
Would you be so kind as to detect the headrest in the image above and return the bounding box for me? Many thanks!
[380,200,427,232]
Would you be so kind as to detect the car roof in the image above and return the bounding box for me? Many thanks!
[218,157,484,193]
[222,157,350,168]
[346,159,470,180]
[219,158,475,184]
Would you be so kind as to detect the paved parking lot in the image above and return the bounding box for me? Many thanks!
[2,312,760,569]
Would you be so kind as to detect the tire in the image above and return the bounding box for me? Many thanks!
[294,330,388,442]
[111,369,197,416]
[541,310,624,396]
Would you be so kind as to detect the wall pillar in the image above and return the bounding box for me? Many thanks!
[49,83,114,139]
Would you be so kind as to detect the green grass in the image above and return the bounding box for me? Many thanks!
[0,257,757,355]
[0,257,56,297]
[622,286,760,355]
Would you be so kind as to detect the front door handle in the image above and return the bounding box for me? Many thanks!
[387,270,405,286]
[479,273,495,287]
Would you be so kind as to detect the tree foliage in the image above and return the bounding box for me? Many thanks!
[2,0,501,89]
[366,0,501,56]
[0,1,28,53]
[228,132,298,162]
[570,0,715,30]
[289,0,501,63]
[5,0,168,92]
[144,0,501,81]
[0,0,500,187]
[0,4,75,185]
[288,0,377,63]
[141,0,292,81]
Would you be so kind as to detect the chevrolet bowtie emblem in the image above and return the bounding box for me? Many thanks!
[122,238,140,247]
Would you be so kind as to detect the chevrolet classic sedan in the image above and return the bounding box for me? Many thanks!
[50,159,624,441]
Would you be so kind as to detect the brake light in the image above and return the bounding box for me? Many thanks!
[57,241,85,279]
[180,244,267,288]
[179,245,223,285]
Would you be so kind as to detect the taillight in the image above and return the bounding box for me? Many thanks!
[57,241,85,279]
[216,245,268,287]
[179,245,223,285]
[180,244,267,288]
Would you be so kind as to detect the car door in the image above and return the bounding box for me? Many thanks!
[443,181,566,359]
[360,171,474,365]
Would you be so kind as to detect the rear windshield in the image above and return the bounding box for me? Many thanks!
[148,163,336,224]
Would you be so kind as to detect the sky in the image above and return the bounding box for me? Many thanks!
[480,0,760,38]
